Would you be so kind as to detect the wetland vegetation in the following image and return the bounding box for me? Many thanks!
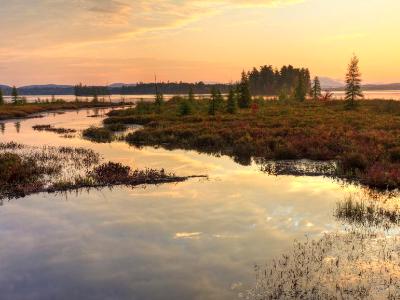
[101,97,400,190]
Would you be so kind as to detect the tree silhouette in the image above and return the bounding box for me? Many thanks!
[312,77,322,100]
[345,55,363,107]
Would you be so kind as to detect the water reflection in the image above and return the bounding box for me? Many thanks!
[0,108,394,299]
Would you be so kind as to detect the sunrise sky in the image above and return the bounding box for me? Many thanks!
[1,0,399,86]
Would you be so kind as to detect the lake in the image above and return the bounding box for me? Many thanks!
[0,108,396,299]
[3,90,400,103]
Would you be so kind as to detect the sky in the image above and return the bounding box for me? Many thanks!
[0,0,399,86]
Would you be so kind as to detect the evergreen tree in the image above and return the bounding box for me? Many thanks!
[155,92,164,107]
[311,76,322,100]
[11,86,18,104]
[215,89,224,109]
[345,55,363,107]
[238,71,251,108]
[226,89,237,114]
[0,88,4,105]
[294,77,306,101]
[179,100,192,116]
[208,88,217,115]
[188,88,195,103]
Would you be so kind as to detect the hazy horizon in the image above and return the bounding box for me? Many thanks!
[1,0,399,86]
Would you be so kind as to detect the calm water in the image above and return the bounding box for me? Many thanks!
[3,90,400,103]
[0,109,374,299]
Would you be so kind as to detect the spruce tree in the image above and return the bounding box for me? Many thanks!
[238,71,251,108]
[11,86,18,104]
[0,88,4,105]
[226,89,237,114]
[345,55,363,107]
[312,76,322,100]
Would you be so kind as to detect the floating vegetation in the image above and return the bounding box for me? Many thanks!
[246,231,400,299]
[0,143,202,199]
[32,124,77,134]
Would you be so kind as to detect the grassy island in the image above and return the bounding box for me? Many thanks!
[102,97,400,190]
[0,101,132,120]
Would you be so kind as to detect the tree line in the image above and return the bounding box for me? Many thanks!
[247,65,311,97]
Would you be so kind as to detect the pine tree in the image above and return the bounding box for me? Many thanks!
[311,76,322,100]
[294,77,306,101]
[11,86,18,104]
[0,88,4,105]
[345,55,363,107]
[226,89,237,114]
[238,71,251,108]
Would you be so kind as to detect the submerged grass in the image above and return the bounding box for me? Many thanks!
[103,98,400,189]
[335,193,400,229]
[247,231,400,299]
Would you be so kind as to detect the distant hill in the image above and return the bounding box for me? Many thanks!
[18,84,74,95]
[108,83,136,88]
[0,85,11,94]
[328,83,400,91]
[319,77,344,89]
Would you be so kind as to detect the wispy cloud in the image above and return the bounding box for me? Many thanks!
[0,0,305,51]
